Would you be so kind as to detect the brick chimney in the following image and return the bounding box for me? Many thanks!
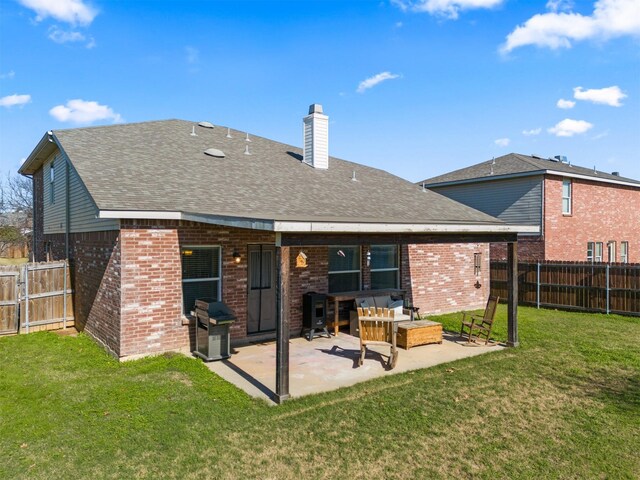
[303,104,328,169]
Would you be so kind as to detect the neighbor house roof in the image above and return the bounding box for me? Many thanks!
[421,153,640,188]
[20,120,536,234]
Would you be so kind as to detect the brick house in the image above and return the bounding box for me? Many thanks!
[420,153,640,262]
[20,105,529,401]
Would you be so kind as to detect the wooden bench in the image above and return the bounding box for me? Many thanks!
[396,320,442,350]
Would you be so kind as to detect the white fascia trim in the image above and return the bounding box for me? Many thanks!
[545,170,640,188]
[274,221,539,234]
[99,210,183,220]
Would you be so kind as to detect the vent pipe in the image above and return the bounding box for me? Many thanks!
[303,104,329,169]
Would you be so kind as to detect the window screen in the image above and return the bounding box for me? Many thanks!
[620,241,629,263]
[181,247,221,314]
[328,246,360,292]
[371,245,399,289]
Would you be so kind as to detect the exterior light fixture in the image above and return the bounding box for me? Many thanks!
[233,250,241,264]
[182,249,193,256]
[366,249,371,267]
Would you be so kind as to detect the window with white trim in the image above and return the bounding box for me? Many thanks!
[328,246,360,293]
[620,241,629,263]
[562,178,572,214]
[595,242,603,263]
[49,160,55,204]
[607,241,616,263]
[370,245,399,289]
[587,242,594,263]
[181,246,221,314]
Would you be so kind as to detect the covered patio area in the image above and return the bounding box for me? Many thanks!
[207,330,503,404]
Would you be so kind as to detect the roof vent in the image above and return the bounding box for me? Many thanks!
[244,145,251,155]
[190,126,197,137]
[226,127,232,138]
[612,171,620,176]
[593,165,597,174]
[245,132,251,142]
[351,170,357,182]
[198,122,214,129]
[303,104,329,169]
[204,148,225,158]
[554,155,567,163]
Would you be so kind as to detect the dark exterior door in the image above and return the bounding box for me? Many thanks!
[247,245,276,334]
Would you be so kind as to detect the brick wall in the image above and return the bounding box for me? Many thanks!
[403,242,490,314]
[43,230,121,357]
[490,237,545,261]
[544,176,640,262]
[118,220,276,358]
[289,246,329,335]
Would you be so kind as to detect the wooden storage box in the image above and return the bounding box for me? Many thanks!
[397,320,442,349]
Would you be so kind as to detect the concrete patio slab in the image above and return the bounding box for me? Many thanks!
[206,331,503,404]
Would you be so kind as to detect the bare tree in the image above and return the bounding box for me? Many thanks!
[0,174,33,258]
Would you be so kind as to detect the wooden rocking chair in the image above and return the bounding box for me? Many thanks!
[460,296,500,345]
[357,307,398,369]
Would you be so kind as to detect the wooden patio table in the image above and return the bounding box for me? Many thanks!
[326,288,406,336]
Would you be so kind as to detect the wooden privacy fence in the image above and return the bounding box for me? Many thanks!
[0,261,74,335]
[491,261,640,316]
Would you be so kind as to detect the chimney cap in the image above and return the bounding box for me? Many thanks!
[308,104,323,115]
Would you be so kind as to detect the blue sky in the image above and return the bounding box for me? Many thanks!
[1,0,639,182]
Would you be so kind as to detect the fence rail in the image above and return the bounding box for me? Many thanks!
[0,261,74,335]
[490,261,640,316]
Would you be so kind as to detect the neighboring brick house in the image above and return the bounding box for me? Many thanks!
[421,153,640,263]
[20,105,529,371]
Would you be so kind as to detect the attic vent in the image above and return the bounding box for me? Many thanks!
[204,148,225,158]
[198,122,214,129]
[226,127,232,138]
[554,155,568,163]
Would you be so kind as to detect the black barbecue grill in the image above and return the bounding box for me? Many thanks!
[193,298,236,361]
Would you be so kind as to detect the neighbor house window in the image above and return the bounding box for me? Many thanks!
[49,160,55,204]
[587,242,594,262]
[181,246,221,314]
[370,245,399,289]
[474,253,482,276]
[620,241,629,263]
[328,246,360,293]
[608,241,616,263]
[595,242,603,263]
[562,178,572,214]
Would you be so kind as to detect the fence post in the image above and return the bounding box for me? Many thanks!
[536,262,541,309]
[63,260,67,329]
[606,264,610,315]
[23,264,29,334]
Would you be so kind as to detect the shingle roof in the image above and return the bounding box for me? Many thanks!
[422,153,640,187]
[47,119,504,225]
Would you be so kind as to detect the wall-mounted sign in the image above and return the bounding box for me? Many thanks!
[296,251,308,268]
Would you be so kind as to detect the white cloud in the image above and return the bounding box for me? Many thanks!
[0,71,16,79]
[546,0,574,12]
[0,94,32,108]
[49,99,122,124]
[395,21,404,28]
[356,72,401,93]
[501,0,640,53]
[557,98,576,109]
[48,26,85,43]
[548,118,594,137]
[522,128,542,136]
[494,137,510,147]
[392,0,504,19]
[573,85,626,106]
[18,0,97,26]
[592,130,609,140]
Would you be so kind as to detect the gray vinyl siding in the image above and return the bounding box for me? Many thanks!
[42,150,118,234]
[429,176,543,227]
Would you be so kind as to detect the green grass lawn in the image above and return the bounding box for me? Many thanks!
[0,257,28,266]
[1,306,639,479]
